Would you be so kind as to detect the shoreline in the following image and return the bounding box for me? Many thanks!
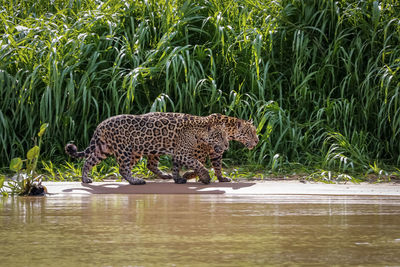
[40,180,400,196]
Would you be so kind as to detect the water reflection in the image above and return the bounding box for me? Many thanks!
[1,195,400,266]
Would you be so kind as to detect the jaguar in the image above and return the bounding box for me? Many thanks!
[145,113,259,183]
[65,112,229,185]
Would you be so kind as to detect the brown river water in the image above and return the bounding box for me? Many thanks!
[1,194,400,266]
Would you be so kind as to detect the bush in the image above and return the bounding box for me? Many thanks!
[1,0,399,173]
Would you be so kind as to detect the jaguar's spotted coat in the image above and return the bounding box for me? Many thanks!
[65,112,229,185]
[146,114,258,183]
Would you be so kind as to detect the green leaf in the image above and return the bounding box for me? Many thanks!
[10,158,23,172]
[27,146,40,161]
[38,123,49,137]
[0,175,5,188]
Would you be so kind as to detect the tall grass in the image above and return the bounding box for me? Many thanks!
[1,0,399,174]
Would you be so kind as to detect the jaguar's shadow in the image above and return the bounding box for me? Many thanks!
[62,181,256,195]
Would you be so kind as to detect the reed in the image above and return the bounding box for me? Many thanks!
[1,0,399,176]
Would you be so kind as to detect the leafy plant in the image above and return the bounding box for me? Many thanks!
[365,161,394,183]
[0,174,7,196]
[306,170,361,184]
[3,124,48,196]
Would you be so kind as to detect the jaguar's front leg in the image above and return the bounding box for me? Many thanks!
[209,151,231,182]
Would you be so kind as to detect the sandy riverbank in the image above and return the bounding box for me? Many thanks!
[41,180,400,196]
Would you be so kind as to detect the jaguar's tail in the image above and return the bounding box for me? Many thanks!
[65,143,91,158]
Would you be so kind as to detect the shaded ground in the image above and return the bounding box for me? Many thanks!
[42,180,400,196]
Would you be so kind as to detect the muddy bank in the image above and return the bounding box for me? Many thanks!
[41,180,400,196]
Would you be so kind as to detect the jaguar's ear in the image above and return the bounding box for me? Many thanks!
[249,119,253,124]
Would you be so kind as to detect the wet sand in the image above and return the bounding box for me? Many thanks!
[42,180,400,196]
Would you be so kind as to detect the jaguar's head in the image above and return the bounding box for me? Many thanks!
[207,124,229,154]
[234,119,259,149]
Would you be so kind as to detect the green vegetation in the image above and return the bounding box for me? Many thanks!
[2,123,48,195]
[1,0,399,182]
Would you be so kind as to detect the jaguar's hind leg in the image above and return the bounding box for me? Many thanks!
[171,158,186,184]
[81,141,111,183]
[180,150,231,182]
[147,155,173,179]
[130,153,142,169]
[82,153,104,183]
[174,155,211,184]
[117,151,146,185]
[180,148,208,181]
[182,170,198,181]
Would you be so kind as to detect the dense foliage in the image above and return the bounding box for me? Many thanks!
[1,0,399,174]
